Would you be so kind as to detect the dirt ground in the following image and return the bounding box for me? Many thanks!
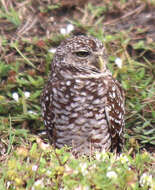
[0,0,155,41]
[0,0,154,66]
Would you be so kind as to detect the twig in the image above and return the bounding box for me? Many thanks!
[104,4,145,26]
[11,42,36,69]
[17,16,38,36]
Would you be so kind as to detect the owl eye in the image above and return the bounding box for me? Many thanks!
[74,51,90,58]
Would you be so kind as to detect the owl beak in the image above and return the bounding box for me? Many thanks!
[98,56,105,72]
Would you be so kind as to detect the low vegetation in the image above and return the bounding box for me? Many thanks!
[0,0,154,189]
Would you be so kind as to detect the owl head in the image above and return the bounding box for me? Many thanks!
[52,35,108,74]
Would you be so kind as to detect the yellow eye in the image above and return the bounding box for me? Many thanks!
[75,51,90,57]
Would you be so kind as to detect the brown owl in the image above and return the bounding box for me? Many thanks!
[41,35,125,156]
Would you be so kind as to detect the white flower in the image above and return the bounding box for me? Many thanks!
[65,165,73,173]
[115,57,122,68]
[106,171,117,179]
[12,92,19,102]
[60,24,74,35]
[118,154,129,164]
[24,91,30,98]
[49,48,56,53]
[95,152,102,160]
[60,28,67,35]
[79,162,88,175]
[28,110,37,115]
[32,165,38,171]
[74,185,89,190]
[95,150,108,161]
[140,173,153,187]
[46,170,52,176]
[6,181,11,188]
[39,131,47,135]
[32,179,44,190]
[35,179,43,185]
[66,24,74,33]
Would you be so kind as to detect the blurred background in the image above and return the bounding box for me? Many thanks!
[0,0,155,159]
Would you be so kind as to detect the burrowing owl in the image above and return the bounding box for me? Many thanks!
[41,35,125,156]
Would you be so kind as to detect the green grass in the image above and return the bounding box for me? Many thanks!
[0,144,154,190]
[0,0,155,189]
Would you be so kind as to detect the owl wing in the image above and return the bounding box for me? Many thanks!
[41,78,54,142]
[105,79,125,151]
